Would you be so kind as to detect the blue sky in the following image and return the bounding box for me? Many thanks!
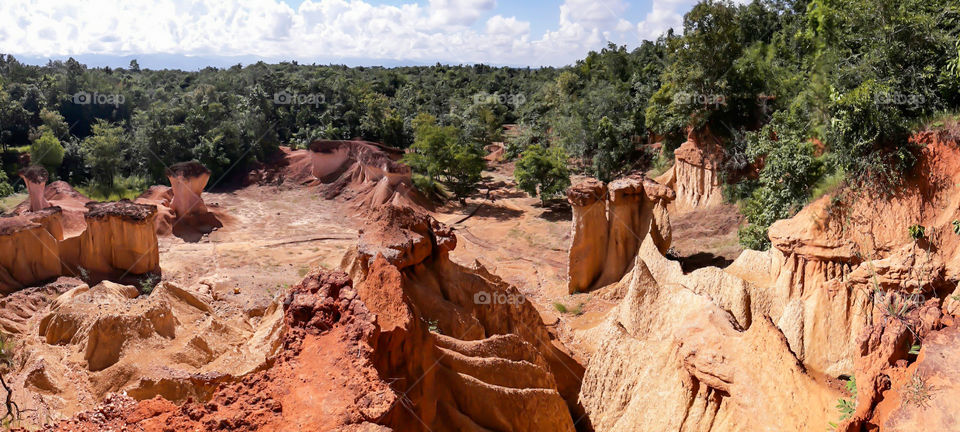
[0,0,706,69]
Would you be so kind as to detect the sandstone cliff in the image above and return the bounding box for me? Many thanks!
[567,173,674,293]
[577,235,839,431]
[76,201,160,277]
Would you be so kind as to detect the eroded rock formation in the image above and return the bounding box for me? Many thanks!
[567,173,674,293]
[166,161,211,218]
[77,201,160,277]
[309,140,429,211]
[577,235,839,431]
[655,128,725,212]
[8,278,283,424]
[19,166,51,211]
[0,208,64,293]
[347,205,582,431]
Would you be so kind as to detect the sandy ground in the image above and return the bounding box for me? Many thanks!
[157,183,359,296]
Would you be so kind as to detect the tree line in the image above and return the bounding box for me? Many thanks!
[2,0,959,249]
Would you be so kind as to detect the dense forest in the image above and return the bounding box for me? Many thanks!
[1,0,959,249]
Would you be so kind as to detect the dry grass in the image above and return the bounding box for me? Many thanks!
[0,193,26,214]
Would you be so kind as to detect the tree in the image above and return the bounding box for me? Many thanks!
[29,129,65,174]
[403,113,485,203]
[0,169,12,197]
[514,144,571,204]
[81,121,126,187]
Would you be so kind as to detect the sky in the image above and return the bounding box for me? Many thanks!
[0,0,714,69]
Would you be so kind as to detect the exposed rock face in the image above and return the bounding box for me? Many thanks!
[19,166,51,211]
[308,140,429,211]
[165,161,211,218]
[12,279,284,424]
[567,173,674,293]
[0,208,64,293]
[721,131,960,377]
[46,270,394,432]
[77,201,160,276]
[577,235,839,431]
[348,205,581,431]
[655,128,725,212]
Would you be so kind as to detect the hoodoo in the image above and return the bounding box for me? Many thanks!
[0,209,64,293]
[165,161,211,218]
[567,173,674,293]
[77,201,160,277]
[18,166,51,212]
[655,127,725,212]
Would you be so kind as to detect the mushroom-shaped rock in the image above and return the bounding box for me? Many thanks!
[566,173,674,294]
[18,166,51,212]
[165,161,211,218]
[78,200,160,276]
[0,208,64,294]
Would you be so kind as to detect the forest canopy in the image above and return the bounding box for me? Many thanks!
[1,0,958,248]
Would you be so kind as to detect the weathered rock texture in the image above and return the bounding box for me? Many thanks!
[567,173,674,293]
[0,208,64,293]
[19,166,51,211]
[308,140,430,211]
[577,235,839,431]
[346,205,581,431]
[10,278,284,424]
[719,130,960,377]
[45,270,393,432]
[655,128,725,212]
[165,161,211,218]
[77,201,160,276]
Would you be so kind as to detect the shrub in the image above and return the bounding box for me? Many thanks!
[514,144,571,204]
[29,129,65,174]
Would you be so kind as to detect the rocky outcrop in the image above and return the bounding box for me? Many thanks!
[0,208,64,293]
[577,235,839,431]
[165,161,211,218]
[347,205,581,431]
[46,270,393,432]
[76,201,160,277]
[9,277,284,424]
[19,166,51,211]
[567,173,674,293]
[655,128,725,212]
[309,140,430,211]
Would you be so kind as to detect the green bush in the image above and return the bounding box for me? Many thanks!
[514,144,571,204]
[29,129,65,174]
[0,169,12,198]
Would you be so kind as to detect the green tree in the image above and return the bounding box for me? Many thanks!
[29,129,65,174]
[81,121,126,187]
[0,169,12,197]
[403,113,485,203]
[514,144,571,204]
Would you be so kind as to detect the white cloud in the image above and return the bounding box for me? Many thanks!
[0,0,680,66]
